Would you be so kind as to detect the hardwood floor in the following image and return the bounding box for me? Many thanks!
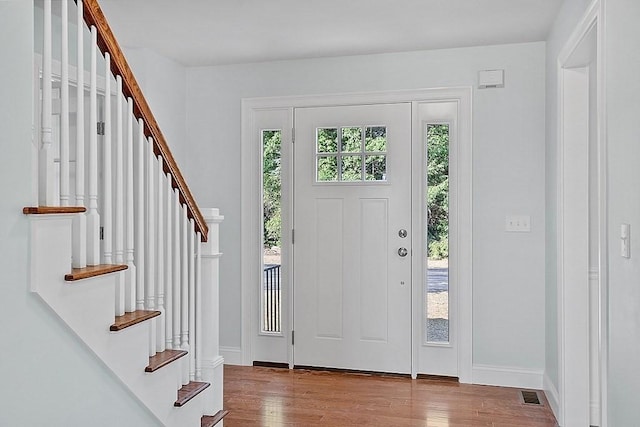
[223,365,558,426]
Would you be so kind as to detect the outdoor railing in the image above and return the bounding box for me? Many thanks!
[263,264,281,333]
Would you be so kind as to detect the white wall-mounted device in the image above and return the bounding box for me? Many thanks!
[478,69,505,89]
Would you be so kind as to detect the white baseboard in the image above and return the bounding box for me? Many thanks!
[543,372,561,423]
[201,356,225,370]
[220,346,243,365]
[472,364,543,390]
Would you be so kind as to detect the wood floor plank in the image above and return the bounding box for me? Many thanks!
[223,365,558,426]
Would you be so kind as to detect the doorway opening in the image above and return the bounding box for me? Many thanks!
[556,3,606,425]
[241,89,472,381]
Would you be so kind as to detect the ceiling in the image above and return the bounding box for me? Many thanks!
[98,0,564,67]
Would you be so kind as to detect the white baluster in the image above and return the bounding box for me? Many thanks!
[172,188,181,350]
[189,218,196,381]
[181,204,190,385]
[72,0,87,269]
[102,55,113,266]
[114,77,125,316]
[195,230,202,381]
[60,0,70,207]
[156,157,166,353]
[146,137,157,357]
[86,25,100,265]
[114,78,124,268]
[165,175,174,350]
[39,0,55,206]
[135,119,146,311]
[125,99,137,313]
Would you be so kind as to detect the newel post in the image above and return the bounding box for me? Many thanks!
[200,208,224,409]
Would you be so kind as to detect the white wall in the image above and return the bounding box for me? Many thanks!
[185,42,547,374]
[543,0,593,397]
[0,3,158,425]
[123,47,189,172]
[605,0,640,423]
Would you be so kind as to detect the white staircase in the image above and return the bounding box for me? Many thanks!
[26,209,226,427]
[27,1,227,425]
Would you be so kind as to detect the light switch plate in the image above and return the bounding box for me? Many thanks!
[621,223,631,258]
[505,215,531,232]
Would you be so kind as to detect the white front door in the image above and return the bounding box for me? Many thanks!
[293,103,412,373]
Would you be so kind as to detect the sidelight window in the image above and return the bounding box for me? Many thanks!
[425,123,450,343]
[262,129,282,334]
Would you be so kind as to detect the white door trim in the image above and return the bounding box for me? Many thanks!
[241,88,472,383]
[556,0,608,425]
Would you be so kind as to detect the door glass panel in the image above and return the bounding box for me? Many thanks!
[365,126,387,152]
[262,129,282,334]
[315,126,387,182]
[317,156,338,181]
[365,155,386,181]
[426,124,449,343]
[341,155,362,181]
[341,127,362,153]
[317,128,338,153]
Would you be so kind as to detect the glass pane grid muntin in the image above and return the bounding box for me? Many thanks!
[316,126,387,182]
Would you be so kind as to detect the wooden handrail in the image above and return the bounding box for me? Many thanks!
[79,0,208,242]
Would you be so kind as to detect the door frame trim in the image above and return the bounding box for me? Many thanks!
[555,1,607,425]
[241,88,473,382]
[413,102,465,378]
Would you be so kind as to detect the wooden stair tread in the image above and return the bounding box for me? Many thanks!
[175,381,210,407]
[23,206,87,215]
[201,410,229,427]
[110,310,161,331]
[146,349,188,372]
[65,264,128,281]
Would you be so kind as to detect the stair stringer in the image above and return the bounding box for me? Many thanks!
[28,214,215,426]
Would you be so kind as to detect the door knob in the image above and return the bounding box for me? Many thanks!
[398,229,407,238]
[398,247,408,257]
